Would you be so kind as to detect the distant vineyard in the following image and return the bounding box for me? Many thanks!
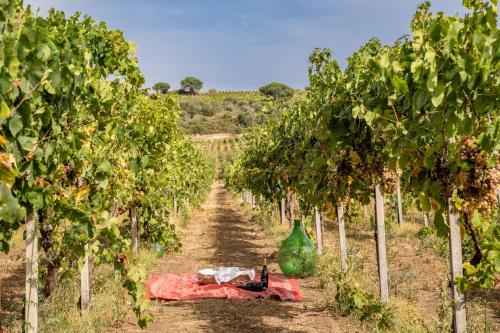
[197,136,244,169]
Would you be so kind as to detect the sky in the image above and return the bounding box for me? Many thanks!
[25,0,468,91]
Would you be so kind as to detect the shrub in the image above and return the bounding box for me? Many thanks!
[259,82,294,99]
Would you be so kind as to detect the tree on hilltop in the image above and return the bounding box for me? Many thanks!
[152,82,170,94]
[179,77,203,95]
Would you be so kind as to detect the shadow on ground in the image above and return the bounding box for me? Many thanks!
[181,187,308,333]
[0,255,24,330]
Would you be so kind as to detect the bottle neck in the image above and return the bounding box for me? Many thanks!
[293,219,302,230]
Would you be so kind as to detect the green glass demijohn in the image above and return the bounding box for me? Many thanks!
[152,242,165,258]
[278,219,317,277]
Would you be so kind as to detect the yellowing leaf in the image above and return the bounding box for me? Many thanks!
[424,48,436,63]
[0,152,17,186]
[418,191,431,211]
[75,185,90,202]
[0,100,10,120]
[426,71,437,91]
[380,54,389,68]
[413,30,423,50]
[431,82,445,107]
[392,61,403,72]
[411,59,422,74]
[352,104,363,118]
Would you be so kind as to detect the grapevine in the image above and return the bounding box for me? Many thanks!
[226,0,499,313]
[0,0,214,327]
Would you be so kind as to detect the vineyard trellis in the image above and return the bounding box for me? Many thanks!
[225,1,499,332]
[0,0,213,331]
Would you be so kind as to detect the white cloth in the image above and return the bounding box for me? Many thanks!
[198,267,256,284]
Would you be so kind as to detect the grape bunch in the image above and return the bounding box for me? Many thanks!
[458,136,500,217]
[382,166,399,194]
[431,153,454,196]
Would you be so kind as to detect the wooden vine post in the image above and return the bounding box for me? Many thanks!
[423,212,430,227]
[80,243,91,311]
[336,204,348,272]
[496,188,500,208]
[314,207,323,255]
[173,195,178,218]
[374,184,389,302]
[130,208,139,256]
[396,181,404,225]
[25,213,38,333]
[448,197,466,333]
[280,198,285,224]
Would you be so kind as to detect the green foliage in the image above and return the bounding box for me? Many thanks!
[176,90,307,135]
[0,183,25,252]
[152,82,170,94]
[316,252,397,331]
[0,0,214,327]
[228,0,499,294]
[236,113,250,126]
[259,82,294,99]
[39,248,160,333]
[199,102,215,116]
[458,222,500,291]
[335,281,396,331]
[177,91,271,134]
[179,76,203,95]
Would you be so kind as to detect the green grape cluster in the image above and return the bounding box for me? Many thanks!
[382,167,399,194]
[458,136,500,217]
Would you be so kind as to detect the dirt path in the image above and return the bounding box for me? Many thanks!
[0,234,24,331]
[117,181,342,333]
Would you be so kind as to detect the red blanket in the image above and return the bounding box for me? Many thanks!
[146,273,302,301]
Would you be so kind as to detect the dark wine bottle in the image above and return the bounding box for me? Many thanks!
[236,259,270,292]
[261,259,268,288]
[237,281,266,292]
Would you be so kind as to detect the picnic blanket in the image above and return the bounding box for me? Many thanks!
[146,273,302,301]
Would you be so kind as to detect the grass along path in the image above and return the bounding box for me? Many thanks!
[116,181,343,333]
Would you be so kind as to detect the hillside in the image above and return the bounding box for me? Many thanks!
[176,90,304,135]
